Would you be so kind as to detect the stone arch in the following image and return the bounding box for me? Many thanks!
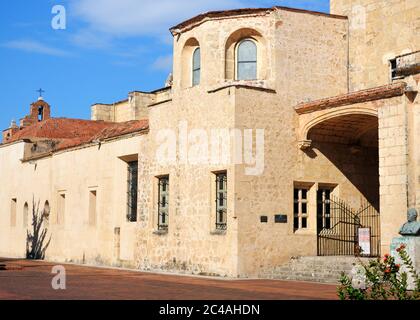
[181,37,200,88]
[298,106,378,148]
[30,100,51,122]
[299,107,380,210]
[224,28,267,81]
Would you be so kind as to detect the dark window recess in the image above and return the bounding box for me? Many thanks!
[390,58,400,80]
[215,172,227,230]
[260,216,268,223]
[127,161,138,222]
[302,217,307,228]
[275,215,288,223]
[38,107,44,121]
[158,176,169,231]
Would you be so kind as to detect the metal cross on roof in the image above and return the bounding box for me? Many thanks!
[37,88,45,98]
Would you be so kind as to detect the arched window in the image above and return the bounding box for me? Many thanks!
[23,202,29,228]
[192,47,201,86]
[236,39,257,80]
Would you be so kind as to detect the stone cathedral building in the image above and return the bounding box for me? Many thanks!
[0,0,419,280]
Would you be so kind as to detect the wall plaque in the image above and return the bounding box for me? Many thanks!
[275,215,287,223]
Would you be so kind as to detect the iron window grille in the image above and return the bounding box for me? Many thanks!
[127,161,138,222]
[317,189,332,232]
[293,188,309,231]
[158,176,169,231]
[215,172,227,230]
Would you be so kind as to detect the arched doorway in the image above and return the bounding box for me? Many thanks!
[304,112,380,257]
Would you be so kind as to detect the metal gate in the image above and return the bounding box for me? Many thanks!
[317,196,380,257]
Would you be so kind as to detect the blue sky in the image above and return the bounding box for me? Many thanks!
[0,0,329,131]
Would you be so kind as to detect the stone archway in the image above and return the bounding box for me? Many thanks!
[304,110,380,210]
[294,83,411,256]
[302,111,381,257]
[297,106,378,149]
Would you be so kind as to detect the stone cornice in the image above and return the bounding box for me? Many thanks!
[294,83,407,115]
[208,82,276,94]
[170,6,347,35]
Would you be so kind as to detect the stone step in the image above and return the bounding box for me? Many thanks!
[269,256,375,284]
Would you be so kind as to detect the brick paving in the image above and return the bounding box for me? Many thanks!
[0,258,338,300]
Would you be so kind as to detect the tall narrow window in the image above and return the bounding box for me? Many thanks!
[127,161,138,222]
[158,176,169,231]
[57,194,65,225]
[23,202,29,228]
[317,188,332,232]
[89,191,97,226]
[10,198,17,227]
[237,39,257,80]
[192,47,201,86]
[215,172,227,230]
[294,188,308,231]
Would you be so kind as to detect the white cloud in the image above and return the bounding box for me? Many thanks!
[71,0,246,37]
[152,55,173,72]
[2,40,71,57]
[70,29,112,49]
[67,0,329,59]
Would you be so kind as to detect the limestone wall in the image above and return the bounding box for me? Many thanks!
[273,9,348,103]
[233,86,380,276]
[331,0,420,91]
[0,142,29,258]
[133,87,238,277]
[172,12,275,91]
[409,77,420,213]
[171,7,348,100]
[378,95,410,252]
[0,136,142,266]
[233,87,310,277]
[91,100,132,122]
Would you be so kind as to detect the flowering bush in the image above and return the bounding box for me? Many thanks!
[338,245,420,300]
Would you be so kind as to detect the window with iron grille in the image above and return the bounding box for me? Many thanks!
[127,161,138,222]
[215,172,227,230]
[192,47,201,86]
[317,188,332,231]
[158,176,169,231]
[294,188,308,231]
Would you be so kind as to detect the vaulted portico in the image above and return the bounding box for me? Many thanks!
[295,82,414,256]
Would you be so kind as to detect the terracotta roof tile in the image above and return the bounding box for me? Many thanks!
[2,118,149,152]
[294,83,407,115]
[92,120,149,141]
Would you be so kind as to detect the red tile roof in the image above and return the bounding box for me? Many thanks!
[2,118,149,152]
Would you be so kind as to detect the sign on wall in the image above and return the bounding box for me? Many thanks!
[358,228,371,256]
